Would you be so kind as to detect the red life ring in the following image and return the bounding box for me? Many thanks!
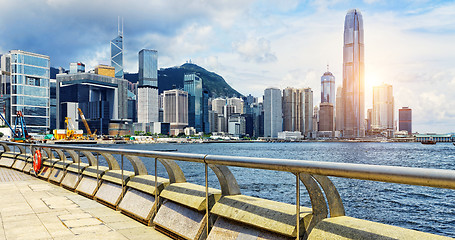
[33,150,42,173]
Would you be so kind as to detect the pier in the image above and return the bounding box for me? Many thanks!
[0,141,454,239]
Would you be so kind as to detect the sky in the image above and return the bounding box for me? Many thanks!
[0,0,454,133]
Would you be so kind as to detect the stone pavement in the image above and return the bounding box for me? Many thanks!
[0,167,171,240]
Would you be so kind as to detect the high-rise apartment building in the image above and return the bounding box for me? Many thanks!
[399,107,412,134]
[282,87,305,133]
[212,98,226,115]
[372,84,394,132]
[263,88,282,138]
[137,49,159,124]
[111,20,124,79]
[0,50,50,133]
[342,9,365,138]
[303,88,313,135]
[163,89,188,135]
[321,68,335,105]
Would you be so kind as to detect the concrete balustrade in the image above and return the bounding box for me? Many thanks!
[0,141,453,240]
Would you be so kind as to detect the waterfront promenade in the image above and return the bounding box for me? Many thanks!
[0,167,170,240]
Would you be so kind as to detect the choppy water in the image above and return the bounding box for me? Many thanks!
[96,142,455,237]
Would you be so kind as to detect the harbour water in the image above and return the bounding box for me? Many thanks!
[99,142,455,237]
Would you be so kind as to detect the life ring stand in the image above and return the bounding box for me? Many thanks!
[33,149,42,174]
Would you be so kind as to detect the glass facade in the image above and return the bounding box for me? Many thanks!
[399,107,412,134]
[342,9,365,138]
[1,50,50,133]
[138,49,158,87]
[321,71,335,105]
[184,73,205,132]
[111,35,124,79]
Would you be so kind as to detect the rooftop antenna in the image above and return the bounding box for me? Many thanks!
[117,16,123,37]
[327,63,329,72]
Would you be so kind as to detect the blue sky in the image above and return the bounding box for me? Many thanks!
[0,0,454,133]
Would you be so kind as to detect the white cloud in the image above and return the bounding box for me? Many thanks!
[233,37,277,63]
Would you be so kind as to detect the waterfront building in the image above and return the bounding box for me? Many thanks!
[228,114,246,137]
[277,131,302,140]
[319,103,334,132]
[372,83,394,136]
[321,67,335,105]
[263,88,282,138]
[111,20,124,79]
[303,88,313,135]
[184,73,209,133]
[137,49,159,124]
[70,62,85,74]
[312,105,319,138]
[342,9,365,138]
[163,89,188,135]
[282,87,305,133]
[366,108,372,132]
[399,107,412,134]
[227,97,244,114]
[415,134,452,142]
[335,86,343,131]
[50,79,57,131]
[0,50,50,133]
[95,65,115,78]
[208,110,218,133]
[56,71,128,135]
[212,98,226,115]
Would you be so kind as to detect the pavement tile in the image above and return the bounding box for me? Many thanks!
[117,227,172,240]
[63,218,103,228]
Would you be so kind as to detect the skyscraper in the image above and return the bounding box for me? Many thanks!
[282,87,305,133]
[342,9,365,138]
[321,67,335,105]
[137,49,159,124]
[0,50,50,133]
[184,73,207,132]
[319,103,334,132]
[111,19,124,79]
[372,84,394,133]
[335,86,343,131]
[163,89,188,135]
[399,107,412,134]
[303,88,313,135]
[263,88,282,138]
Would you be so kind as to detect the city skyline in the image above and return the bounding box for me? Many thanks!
[0,1,454,133]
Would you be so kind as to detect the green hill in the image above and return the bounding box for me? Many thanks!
[180,63,243,98]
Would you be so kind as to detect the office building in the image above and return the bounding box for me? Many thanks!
[184,73,208,133]
[399,107,412,134]
[263,88,282,138]
[372,84,394,134]
[95,65,115,78]
[70,62,85,74]
[303,88,313,135]
[0,50,50,133]
[366,108,372,132]
[321,68,335,105]
[111,20,124,79]
[335,86,343,131]
[228,114,246,137]
[50,79,57,131]
[56,72,128,135]
[163,89,188,135]
[342,9,365,137]
[319,103,334,132]
[227,97,244,114]
[137,49,159,124]
[212,98,226,115]
[282,87,305,133]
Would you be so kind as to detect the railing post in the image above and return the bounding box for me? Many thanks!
[296,173,300,240]
[96,152,99,186]
[154,157,158,217]
[121,154,124,196]
[205,160,209,238]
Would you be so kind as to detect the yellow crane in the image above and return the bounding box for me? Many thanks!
[78,108,97,139]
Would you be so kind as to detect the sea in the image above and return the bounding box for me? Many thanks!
[94,142,455,237]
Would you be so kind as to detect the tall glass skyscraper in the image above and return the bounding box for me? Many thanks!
[138,49,158,87]
[0,50,50,133]
[321,68,335,105]
[137,49,159,124]
[111,21,124,79]
[263,88,282,138]
[342,9,365,138]
[184,73,207,132]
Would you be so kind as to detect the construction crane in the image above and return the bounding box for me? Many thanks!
[0,111,31,142]
[78,108,97,139]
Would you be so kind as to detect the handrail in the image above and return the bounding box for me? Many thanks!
[3,141,455,190]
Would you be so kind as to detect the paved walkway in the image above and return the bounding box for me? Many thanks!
[0,167,170,240]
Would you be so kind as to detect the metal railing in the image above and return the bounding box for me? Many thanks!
[1,141,455,239]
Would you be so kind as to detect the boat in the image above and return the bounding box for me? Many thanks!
[421,140,436,145]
